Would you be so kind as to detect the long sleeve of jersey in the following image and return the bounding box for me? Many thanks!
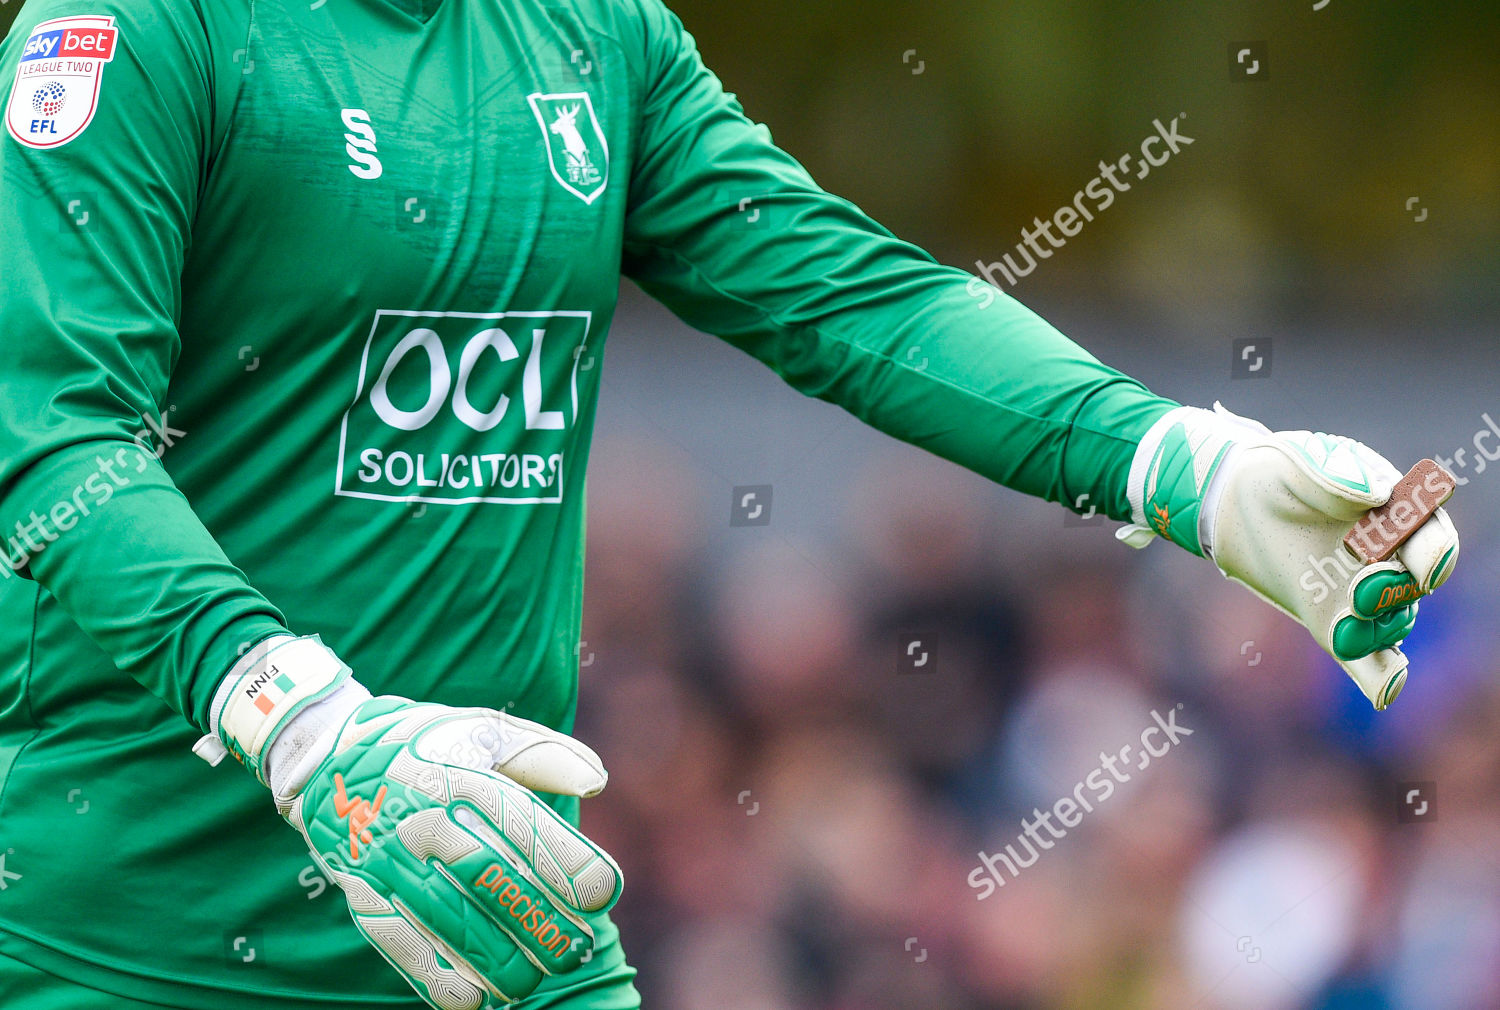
[621,0,1177,519]
[0,1,286,728]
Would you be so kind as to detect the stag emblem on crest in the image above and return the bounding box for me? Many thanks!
[528,92,610,204]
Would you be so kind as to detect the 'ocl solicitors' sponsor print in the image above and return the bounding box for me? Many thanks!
[336,310,592,505]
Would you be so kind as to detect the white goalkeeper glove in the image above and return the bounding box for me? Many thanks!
[195,636,622,1008]
[1116,404,1459,709]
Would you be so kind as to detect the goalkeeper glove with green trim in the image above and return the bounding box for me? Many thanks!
[194,635,622,1008]
[1117,404,1458,709]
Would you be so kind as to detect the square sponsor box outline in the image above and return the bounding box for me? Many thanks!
[1063,492,1102,527]
[394,194,439,228]
[334,309,592,506]
[736,194,772,227]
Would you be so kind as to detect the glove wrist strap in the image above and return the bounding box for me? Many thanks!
[1120,403,1264,556]
[198,634,353,785]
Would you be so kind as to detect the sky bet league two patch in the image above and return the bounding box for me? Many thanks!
[6,16,119,150]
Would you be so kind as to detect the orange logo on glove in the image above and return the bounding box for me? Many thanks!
[333,773,387,859]
[1150,504,1172,538]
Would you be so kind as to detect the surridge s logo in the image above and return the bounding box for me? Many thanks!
[342,108,382,180]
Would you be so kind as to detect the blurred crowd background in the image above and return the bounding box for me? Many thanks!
[571,2,1500,1008]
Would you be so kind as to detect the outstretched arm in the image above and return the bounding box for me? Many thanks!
[620,0,1176,523]
[619,0,1459,709]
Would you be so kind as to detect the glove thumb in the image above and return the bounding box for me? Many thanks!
[415,709,609,798]
[492,716,610,798]
[1268,425,1402,517]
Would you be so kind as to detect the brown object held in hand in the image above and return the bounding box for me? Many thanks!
[1343,458,1457,563]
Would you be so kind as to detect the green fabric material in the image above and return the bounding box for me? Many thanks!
[0,951,189,1009]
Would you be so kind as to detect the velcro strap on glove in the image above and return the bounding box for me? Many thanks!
[197,634,352,784]
[1117,403,1269,555]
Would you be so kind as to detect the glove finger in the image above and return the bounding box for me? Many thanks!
[489,716,608,798]
[398,803,600,977]
[1394,506,1460,593]
[361,720,619,915]
[1350,563,1422,619]
[351,900,512,1010]
[305,769,554,999]
[415,712,608,798]
[1375,603,1419,646]
[1333,603,1418,660]
[437,765,624,916]
[1340,648,1409,711]
[313,827,521,1009]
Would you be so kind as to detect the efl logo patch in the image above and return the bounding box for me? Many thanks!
[6,15,119,150]
[527,92,609,204]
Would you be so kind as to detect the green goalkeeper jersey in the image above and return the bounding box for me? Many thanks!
[0,0,1173,1004]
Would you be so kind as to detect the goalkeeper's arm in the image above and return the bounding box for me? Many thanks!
[619,0,1458,708]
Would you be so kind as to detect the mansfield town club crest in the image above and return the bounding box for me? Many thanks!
[527,92,609,204]
[6,15,119,150]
